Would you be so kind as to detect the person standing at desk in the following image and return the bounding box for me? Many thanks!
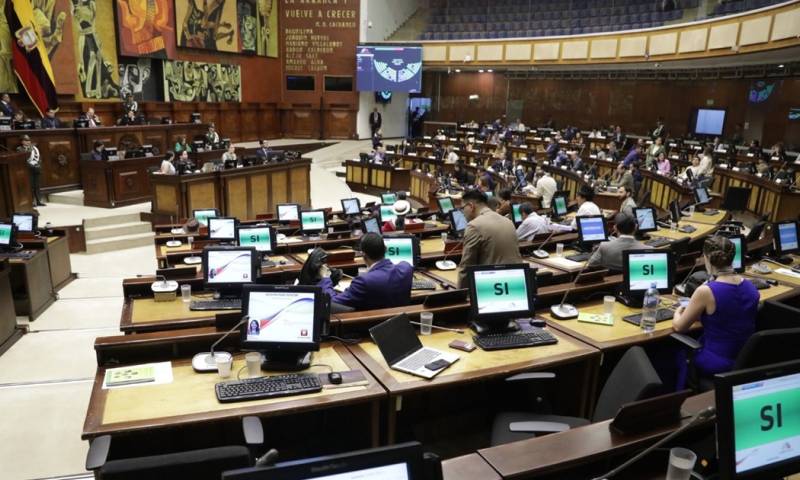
[457,190,523,288]
[255,140,271,162]
[205,123,220,145]
[670,236,758,389]
[613,125,626,149]
[368,107,382,137]
[174,135,192,153]
[317,233,413,311]
[90,141,105,161]
[41,108,62,129]
[587,213,649,272]
[530,169,557,209]
[17,134,45,206]
[645,137,665,169]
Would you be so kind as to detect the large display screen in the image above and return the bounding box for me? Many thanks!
[384,238,415,267]
[473,268,530,315]
[694,108,726,136]
[245,291,316,344]
[356,46,422,93]
[731,371,800,474]
[627,252,670,291]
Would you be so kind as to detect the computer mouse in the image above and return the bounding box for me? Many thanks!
[532,249,550,259]
[278,259,287,265]
[529,318,547,328]
[328,372,343,385]
[752,262,772,274]
[436,260,457,270]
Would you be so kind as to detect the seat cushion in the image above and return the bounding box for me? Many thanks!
[490,412,590,446]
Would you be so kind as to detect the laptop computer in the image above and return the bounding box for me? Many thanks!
[369,313,459,379]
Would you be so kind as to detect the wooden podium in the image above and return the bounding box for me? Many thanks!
[81,155,163,208]
[0,151,33,217]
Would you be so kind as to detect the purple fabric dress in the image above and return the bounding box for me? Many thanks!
[676,280,758,388]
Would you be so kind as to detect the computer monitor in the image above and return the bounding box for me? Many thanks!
[485,191,494,201]
[240,284,325,371]
[466,263,537,334]
[207,217,237,241]
[669,199,682,223]
[448,209,468,238]
[11,213,36,233]
[694,186,711,206]
[723,186,751,212]
[341,198,361,216]
[715,360,800,480]
[276,204,301,223]
[437,196,455,214]
[202,246,257,294]
[362,217,382,235]
[728,234,746,274]
[774,221,799,256]
[379,205,397,224]
[383,235,419,267]
[381,193,397,205]
[193,208,219,227]
[221,442,424,480]
[552,195,568,218]
[300,210,327,235]
[622,250,675,299]
[0,222,16,248]
[103,147,118,161]
[576,215,608,244]
[237,225,276,253]
[634,207,657,233]
[510,204,523,226]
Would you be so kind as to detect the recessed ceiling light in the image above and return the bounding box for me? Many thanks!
[487,69,493,72]
[478,69,484,73]
[455,69,461,73]
[778,64,785,68]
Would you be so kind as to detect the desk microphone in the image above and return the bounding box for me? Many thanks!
[674,259,702,297]
[590,407,716,480]
[192,315,249,372]
[531,228,557,259]
[550,256,595,320]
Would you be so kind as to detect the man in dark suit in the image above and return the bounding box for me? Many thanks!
[613,125,626,149]
[587,213,651,272]
[545,138,559,161]
[41,108,62,129]
[255,140,271,162]
[0,94,13,116]
[369,107,382,137]
[317,233,413,311]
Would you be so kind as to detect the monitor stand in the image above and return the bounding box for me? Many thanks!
[261,351,312,372]
[616,292,645,309]
[635,231,651,241]
[770,254,794,265]
[470,319,520,336]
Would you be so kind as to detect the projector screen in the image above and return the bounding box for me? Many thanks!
[694,108,726,136]
[356,45,422,93]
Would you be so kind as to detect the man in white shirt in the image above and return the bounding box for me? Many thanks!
[516,203,571,241]
[572,185,602,228]
[698,147,714,177]
[445,145,459,164]
[531,170,557,208]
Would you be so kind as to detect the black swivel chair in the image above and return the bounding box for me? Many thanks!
[745,216,767,243]
[756,300,800,331]
[671,327,800,393]
[490,346,662,446]
[86,417,267,480]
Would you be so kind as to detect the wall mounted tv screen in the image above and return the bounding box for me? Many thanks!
[694,108,726,136]
[356,45,422,93]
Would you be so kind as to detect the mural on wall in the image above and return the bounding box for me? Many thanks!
[175,0,239,53]
[163,60,241,102]
[71,0,120,100]
[116,0,176,59]
[119,58,159,101]
[256,0,277,57]
[237,0,256,53]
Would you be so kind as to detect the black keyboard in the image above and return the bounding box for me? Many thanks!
[189,298,242,311]
[622,309,675,326]
[678,225,697,233]
[473,329,558,351]
[412,279,437,290]
[645,238,671,248]
[0,251,33,259]
[566,252,591,262]
[215,373,322,403]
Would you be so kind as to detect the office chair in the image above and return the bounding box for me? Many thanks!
[756,300,800,331]
[671,327,800,393]
[745,216,767,243]
[490,346,662,446]
[86,417,267,480]
[637,189,651,208]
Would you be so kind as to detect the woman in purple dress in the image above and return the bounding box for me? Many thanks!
[671,236,759,389]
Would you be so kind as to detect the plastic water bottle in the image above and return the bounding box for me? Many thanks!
[641,282,659,334]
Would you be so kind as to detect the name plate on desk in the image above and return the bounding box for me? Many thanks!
[408,152,417,156]
[732,167,741,172]
[404,222,425,232]
[443,240,463,254]
[326,250,355,264]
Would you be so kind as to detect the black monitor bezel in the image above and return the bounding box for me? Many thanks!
[362,216,382,235]
[669,200,682,223]
[0,222,17,247]
[510,203,523,226]
[240,284,325,354]
[714,360,800,480]
[201,246,258,291]
[236,224,277,253]
[774,221,800,256]
[192,208,220,226]
[552,195,569,217]
[207,217,239,241]
[382,234,420,268]
[448,208,468,237]
[276,203,301,223]
[341,197,362,216]
[633,207,658,234]
[622,249,675,296]
[437,196,455,214]
[300,209,328,235]
[11,212,37,233]
[466,263,537,325]
[727,233,746,274]
[576,215,609,244]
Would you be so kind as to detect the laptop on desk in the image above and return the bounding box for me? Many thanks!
[369,313,459,380]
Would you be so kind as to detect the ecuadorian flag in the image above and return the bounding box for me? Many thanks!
[4,0,58,116]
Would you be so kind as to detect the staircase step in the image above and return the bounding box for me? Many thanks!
[85,231,155,254]
[47,190,85,206]
[84,221,153,241]
[83,212,144,228]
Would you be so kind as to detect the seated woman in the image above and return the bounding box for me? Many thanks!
[222,144,237,166]
[159,151,176,175]
[671,236,758,389]
[656,151,671,175]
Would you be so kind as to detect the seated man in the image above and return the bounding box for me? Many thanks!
[318,233,413,311]
[587,213,651,272]
[516,202,571,241]
[255,140,271,161]
[571,185,602,228]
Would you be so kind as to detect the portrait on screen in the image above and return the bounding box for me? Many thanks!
[175,0,239,53]
[71,0,120,100]
[163,60,241,102]
[116,0,176,59]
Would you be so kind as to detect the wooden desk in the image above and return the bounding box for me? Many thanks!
[0,151,33,216]
[0,259,22,354]
[348,327,600,442]
[646,221,719,242]
[0,128,79,192]
[82,343,386,446]
[120,294,232,334]
[442,453,501,480]
[42,234,75,291]
[76,123,208,160]
[5,249,55,320]
[345,160,411,197]
[81,155,162,207]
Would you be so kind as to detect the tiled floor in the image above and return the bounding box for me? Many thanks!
[0,140,377,479]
